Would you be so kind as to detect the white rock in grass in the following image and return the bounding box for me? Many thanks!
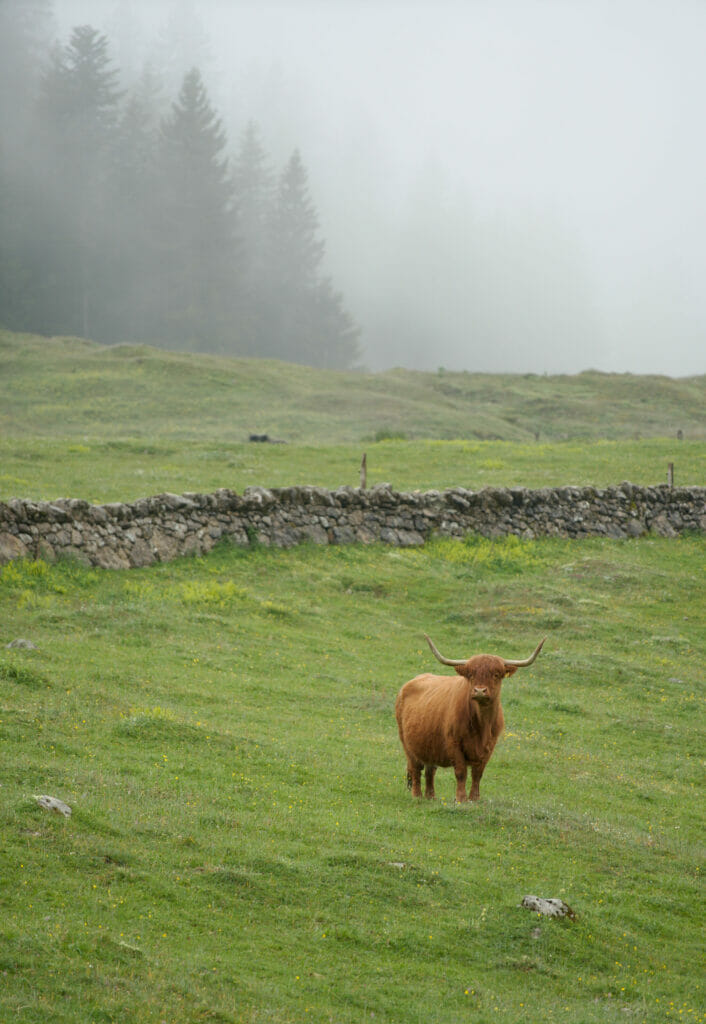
[34,795,72,817]
[6,638,38,650]
[521,895,575,919]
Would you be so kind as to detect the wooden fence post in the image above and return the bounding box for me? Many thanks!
[667,462,674,489]
[360,452,367,490]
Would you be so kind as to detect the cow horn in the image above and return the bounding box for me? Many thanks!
[503,637,547,668]
[424,634,467,667]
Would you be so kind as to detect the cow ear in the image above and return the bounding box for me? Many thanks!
[504,665,518,677]
[454,664,473,679]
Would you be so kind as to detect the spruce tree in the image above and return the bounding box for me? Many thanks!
[269,150,325,292]
[263,149,360,368]
[309,277,362,370]
[0,1,55,331]
[231,120,274,353]
[154,67,237,350]
[34,25,122,338]
[102,66,164,342]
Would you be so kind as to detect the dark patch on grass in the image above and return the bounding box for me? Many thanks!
[102,849,133,867]
[0,660,52,690]
[341,576,388,597]
[195,866,258,889]
[324,852,372,869]
[550,701,585,715]
[102,440,177,457]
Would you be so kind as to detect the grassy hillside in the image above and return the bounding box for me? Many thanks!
[2,330,705,444]
[1,535,704,1023]
[1,329,703,1022]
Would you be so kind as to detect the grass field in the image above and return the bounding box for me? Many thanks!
[1,327,704,1022]
[1,438,703,505]
[1,534,704,1023]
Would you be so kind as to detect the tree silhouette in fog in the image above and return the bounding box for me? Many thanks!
[153,67,237,350]
[261,150,360,368]
[0,19,361,369]
[36,25,123,338]
[0,1,56,331]
[104,66,165,342]
[232,120,275,354]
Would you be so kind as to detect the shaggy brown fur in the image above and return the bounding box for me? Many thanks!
[395,637,544,802]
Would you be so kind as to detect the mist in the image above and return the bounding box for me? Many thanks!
[6,0,706,376]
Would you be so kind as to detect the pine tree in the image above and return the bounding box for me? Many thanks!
[34,25,123,338]
[101,66,165,341]
[0,0,56,331]
[262,150,360,368]
[231,120,274,353]
[309,277,362,369]
[153,67,237,349]
[269,150,325,293]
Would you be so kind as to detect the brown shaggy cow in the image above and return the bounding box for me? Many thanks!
[395,634,546,802]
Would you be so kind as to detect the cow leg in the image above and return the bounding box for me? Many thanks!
[424,765,437,800]
[469,763,485,802]
[407,759,423,798]
[454,762,468,803]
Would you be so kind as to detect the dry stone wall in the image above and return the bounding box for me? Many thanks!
[0,483,704,569]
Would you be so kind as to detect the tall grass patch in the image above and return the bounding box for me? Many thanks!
[422,533,545,573]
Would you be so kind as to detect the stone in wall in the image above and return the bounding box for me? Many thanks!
[0,532,28,562]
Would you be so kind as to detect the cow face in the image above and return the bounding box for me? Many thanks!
[456,654,517,705]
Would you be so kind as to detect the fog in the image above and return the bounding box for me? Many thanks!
[29,2,706,373]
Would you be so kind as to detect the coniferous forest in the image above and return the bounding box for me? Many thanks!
[0,5,361,369]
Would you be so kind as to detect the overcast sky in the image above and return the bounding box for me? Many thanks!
[53,0,706,376]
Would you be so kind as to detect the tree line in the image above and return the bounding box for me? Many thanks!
[0,10,360,369]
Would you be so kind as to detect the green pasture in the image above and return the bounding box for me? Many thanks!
[1,534,704,1024]
[1,328,703,504]
[1,328,704,1021]
[0,437,703,504]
